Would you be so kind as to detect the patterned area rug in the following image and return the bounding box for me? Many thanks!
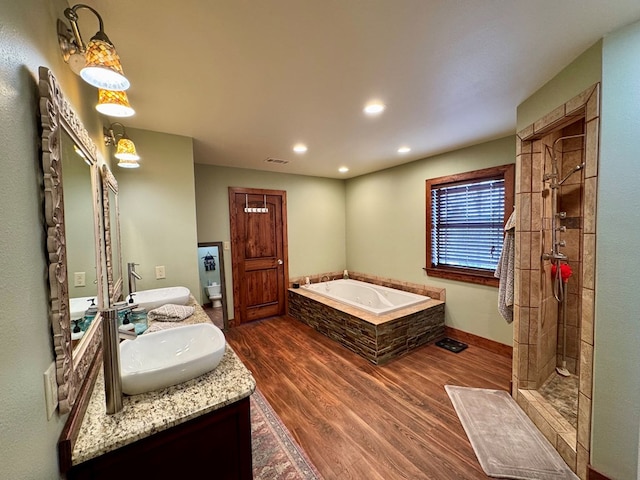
[445,385,578,479]
[251,389,323,480]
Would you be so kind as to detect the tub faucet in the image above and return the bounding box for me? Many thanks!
[103,309,138,414]
[127,262,142,294]
[321,275,331,282]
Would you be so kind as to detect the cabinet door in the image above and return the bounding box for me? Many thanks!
[68,398,252,480]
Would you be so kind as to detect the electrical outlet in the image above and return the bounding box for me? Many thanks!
[155,265,166,279]
[223,241,230,250]
[44,362,58,420]
[74,271,86,287]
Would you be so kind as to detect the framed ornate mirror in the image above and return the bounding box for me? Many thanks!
[39,67,104,413]
[102,165,124,305]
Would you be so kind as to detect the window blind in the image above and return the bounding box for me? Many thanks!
[430,179,505,271]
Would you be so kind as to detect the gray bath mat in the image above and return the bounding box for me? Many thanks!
[445,385,578,480]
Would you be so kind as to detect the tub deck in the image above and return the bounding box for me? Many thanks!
[288,286,445,365]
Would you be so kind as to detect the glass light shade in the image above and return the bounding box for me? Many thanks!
[80,38,130,91]
[96,89,135,117]
[117,158,140,169]
[115,137,140,161]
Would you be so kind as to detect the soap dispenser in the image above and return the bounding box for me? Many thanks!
[119,311,135,333]
[82,301,98,331]
[71,320,84,348]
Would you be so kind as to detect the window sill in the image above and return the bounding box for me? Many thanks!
[423,267,499,287]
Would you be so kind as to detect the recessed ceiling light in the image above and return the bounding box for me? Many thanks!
[363,101,385,116]
[397,146,411,154]
[339,166,349,173]
[293,143,307,154]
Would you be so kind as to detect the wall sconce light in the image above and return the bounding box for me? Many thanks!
[96,89,135,117]
[58,4,130,91]
[104,123,140,169]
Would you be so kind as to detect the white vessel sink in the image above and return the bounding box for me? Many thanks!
[69,296,97,320]
[132,286,190,310]
[120,323,226,395]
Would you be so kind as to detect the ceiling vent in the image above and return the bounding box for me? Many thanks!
[264,157,289,165]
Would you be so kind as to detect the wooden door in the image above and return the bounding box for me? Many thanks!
[229,187,288,324]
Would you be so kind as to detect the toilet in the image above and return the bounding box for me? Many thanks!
[206,283,223,308]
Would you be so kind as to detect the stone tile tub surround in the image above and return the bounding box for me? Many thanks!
[512,84,599,479]
[288,273,445,364]
[70,298,256,467]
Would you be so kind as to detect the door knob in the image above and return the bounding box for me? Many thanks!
[277,259,283,265]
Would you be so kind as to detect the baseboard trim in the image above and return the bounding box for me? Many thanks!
[588,465,612,480]
[444,326,512,358]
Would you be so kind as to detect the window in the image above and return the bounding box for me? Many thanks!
[426,164,515,286]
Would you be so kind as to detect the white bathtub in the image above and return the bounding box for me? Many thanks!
[304,279,430,315]
[133,286,191,311]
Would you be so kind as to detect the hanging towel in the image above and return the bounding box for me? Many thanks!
[495,210,516,324]
[147,304,195,322]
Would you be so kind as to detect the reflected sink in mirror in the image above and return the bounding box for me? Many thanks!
[69,296,97,321]
[120,323,226,395]
[132,286,190,310]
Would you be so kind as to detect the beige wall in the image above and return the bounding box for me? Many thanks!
[0,0,106,478]
[517,40,602,132]
[115,128,200,302]
[194,164,347,318]
[592,20,640,480]
[345,136,516,346]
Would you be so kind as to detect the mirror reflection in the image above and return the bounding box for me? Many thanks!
[102,165,124,306]
[61,131,100,349]
[109,186,122,303]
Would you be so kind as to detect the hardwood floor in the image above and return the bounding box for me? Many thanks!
[225,316,512,480]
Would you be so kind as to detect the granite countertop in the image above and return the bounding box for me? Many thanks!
[71,297,255,466]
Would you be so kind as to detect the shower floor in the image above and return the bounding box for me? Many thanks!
[538,372,579,428]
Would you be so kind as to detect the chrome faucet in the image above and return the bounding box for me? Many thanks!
[103,309,137,414]
[127,262,142,295]
[321,274,331,282]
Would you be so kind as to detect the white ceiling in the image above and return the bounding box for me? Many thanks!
[77,0,640,179]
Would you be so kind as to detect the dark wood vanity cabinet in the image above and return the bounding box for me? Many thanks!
[66,397,252,480]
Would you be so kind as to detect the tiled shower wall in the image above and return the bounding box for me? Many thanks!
[533,120,586,382]
[513,84,599,479]
[555,121,585,375]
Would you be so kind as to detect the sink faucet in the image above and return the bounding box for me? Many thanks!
[103,309,137,414]
[127,262,142,295]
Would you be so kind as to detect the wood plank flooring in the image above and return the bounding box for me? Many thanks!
[225,316,512,480]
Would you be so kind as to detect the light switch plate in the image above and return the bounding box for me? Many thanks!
[223,241,230,250]
[155,265,166,279]
[44,362,58,420]
[74,271,86,287]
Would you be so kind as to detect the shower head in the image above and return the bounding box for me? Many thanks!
[558,163,586,185]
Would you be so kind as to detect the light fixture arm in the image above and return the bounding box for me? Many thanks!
[104,122,128,146]
[64,3,112,53]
